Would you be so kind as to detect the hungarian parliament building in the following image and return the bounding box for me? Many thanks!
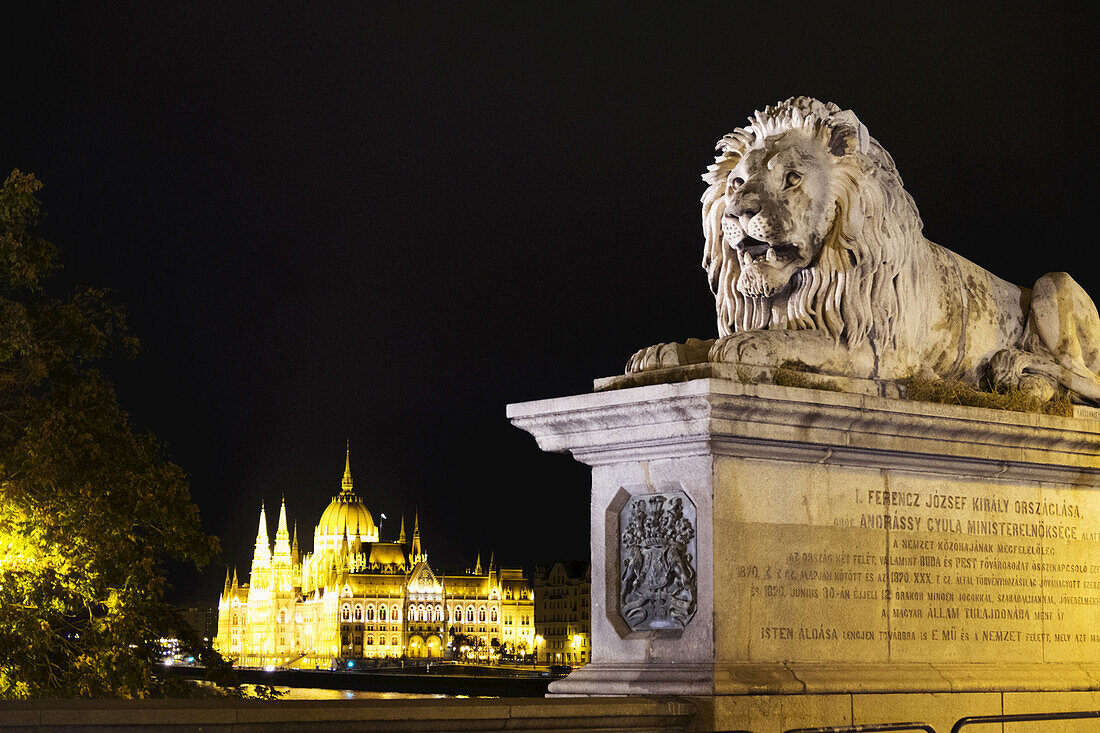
[214,449,535,666]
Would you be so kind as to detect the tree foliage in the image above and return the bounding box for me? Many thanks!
[0,170,219,698]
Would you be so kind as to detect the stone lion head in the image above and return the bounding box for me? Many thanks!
[702,97,924,349]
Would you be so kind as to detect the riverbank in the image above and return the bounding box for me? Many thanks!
[162,664,556,697]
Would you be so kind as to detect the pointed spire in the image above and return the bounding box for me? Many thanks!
[410,510,422,560]
[398,514,407,544]
[274,495,291,561]
[256,503,269,543]
[222,566,232,599]
[277,495,289,537]
[291,521,300,563]
[232,567,239,589]
[474,551,482,575]
[340,440,354,494]
[352,517,362,554]
[253,504,271,567]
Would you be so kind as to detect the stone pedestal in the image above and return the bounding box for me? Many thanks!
[508,370,1100,729]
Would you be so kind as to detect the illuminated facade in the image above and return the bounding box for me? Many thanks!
[214,449,535,667]
[533,562,590,666]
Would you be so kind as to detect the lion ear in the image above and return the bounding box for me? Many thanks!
[828,110,870,157]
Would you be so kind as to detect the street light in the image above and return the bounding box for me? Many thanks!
[534,634,543,664]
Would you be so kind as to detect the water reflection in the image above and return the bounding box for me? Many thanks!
[251,686,455,700]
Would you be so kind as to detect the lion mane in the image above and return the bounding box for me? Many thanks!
[701,97,925,351]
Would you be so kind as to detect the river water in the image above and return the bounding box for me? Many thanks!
[255,686,474,700]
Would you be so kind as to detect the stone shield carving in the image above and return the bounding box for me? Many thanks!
[619,492,697,631]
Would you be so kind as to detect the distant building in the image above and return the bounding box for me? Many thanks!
[533,562,590,667]
[214,447,535,667]
[175,606,218,644]
[156,606,218,663]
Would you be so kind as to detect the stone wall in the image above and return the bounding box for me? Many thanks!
[0,696,695,732]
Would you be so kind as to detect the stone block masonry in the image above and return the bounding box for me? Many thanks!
[509,374,1099,728]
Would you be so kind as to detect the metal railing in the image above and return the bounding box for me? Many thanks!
[950,709,1100,732]
[783,724,937,733]
[715,724,935,733]
[714,710,1100,733]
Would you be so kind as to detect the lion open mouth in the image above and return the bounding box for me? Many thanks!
[734,236,801,267]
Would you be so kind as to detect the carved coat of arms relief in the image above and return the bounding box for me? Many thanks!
[619,491,697,631]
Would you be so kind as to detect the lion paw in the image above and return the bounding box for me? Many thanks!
[988,349,1058,401]
[626,338,713,374]
[1017,374,1057,402]
[708,333,783,366]
[626,343,680,373]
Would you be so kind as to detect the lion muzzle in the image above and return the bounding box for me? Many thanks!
[745,213,783,243]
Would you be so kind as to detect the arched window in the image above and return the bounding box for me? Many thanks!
[436,604,443,621]
[366,635,374,646]
[479,606,486,623]
[418,603,426,621]
[354,604,363,621]
[490,607,498,623]
[408,605,417,622]
[341,604,351,621]
[392,604,400,622]
[379,605,387,621]
[467,604,475,620]
[366,605,375,621]
[231,613,238,625]
[391,635,399,647]
[455,606,463,622]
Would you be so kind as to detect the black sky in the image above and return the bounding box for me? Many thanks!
[3,4,1095,603]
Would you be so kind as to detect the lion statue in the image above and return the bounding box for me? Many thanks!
[627,97,1100,405]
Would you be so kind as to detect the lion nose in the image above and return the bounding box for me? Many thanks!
[727,193,761,219]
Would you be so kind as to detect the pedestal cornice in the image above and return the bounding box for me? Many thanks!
[508,377,1100,482]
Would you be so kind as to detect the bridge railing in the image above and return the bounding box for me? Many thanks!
[715,722,935,733]
[715,709,1100,733]
[782,724,937,733]
[949,709,1100,732]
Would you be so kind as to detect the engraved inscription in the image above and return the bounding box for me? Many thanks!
[620,492,697,631]
[740,477,1100,664]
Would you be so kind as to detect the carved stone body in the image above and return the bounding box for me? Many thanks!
[628,97,1100,404]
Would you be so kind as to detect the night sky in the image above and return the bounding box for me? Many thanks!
[4,5,1095,604]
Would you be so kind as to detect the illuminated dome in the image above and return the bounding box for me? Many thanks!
[317,493,376,539]
[314,447,379,552]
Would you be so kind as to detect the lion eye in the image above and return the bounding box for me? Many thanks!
[784,171,802,189]
[729,177,745,192]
